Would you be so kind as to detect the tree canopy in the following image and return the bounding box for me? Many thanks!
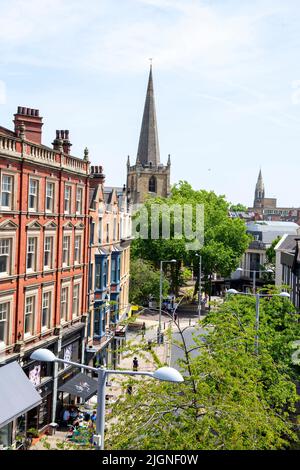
[106,289,300,450]
[131,181,251,294]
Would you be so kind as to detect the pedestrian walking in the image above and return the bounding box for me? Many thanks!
[132,357,139,371]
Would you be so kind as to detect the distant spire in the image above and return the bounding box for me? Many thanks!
[136,64,160,166]
[254,168,265,207]
[256,168,264,192]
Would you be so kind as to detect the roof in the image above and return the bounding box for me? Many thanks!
[276,234,298,253]
[136,65,160,167]
[0,361,42,428]
[247,221,299,231]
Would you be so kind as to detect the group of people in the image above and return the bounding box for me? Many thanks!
[62,406,97,429]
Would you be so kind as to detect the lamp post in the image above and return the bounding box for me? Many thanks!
[195,253,202,318]
[30,348,184,450]
[236,267,274,293]
[226,289,290,354]
[158,259,177,344]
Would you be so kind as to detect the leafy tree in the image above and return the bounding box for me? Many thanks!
[131,181,251,299]
[229,203,248,212]
[105,289,300,450]
[266,236,282,264]
[129,258,170,305]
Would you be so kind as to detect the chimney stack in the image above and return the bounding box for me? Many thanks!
[52,130,72,154]
[14,107,43,144]
[90,165,105,187]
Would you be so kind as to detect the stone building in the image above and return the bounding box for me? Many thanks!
[248,169,300,223]
[127,65,171,205]
[86,166,131,371]
[0,107,90,446]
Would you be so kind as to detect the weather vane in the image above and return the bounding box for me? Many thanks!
[149,57,153,67]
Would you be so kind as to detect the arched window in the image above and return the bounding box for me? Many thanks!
[131,176,135,190]
[149,176,156,193]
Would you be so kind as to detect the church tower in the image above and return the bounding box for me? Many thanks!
[253,169,265,208]
[127,65,171,205]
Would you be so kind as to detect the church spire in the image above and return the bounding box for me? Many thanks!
[254,168,265,207]
[136,64,160,166]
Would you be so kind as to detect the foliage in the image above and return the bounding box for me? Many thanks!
[129,258,170,305]
[266,236,282,264]
[131,181,251,296]
[105,288,300,450]
[229,203,248,212]
[26,428,39,438]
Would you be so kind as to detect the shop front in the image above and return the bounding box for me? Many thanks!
[0,362,42,449]
[55,324,85,421]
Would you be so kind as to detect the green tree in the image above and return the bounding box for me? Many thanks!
[131,181,251,298]
[266,236,282,264]
[229,203,248,212]
[105,289,299,450]
[129,258,170,305]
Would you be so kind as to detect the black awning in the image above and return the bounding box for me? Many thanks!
[0,361,42,428]
[58,373,98,400]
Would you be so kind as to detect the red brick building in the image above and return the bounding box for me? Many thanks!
[0,107,90,444]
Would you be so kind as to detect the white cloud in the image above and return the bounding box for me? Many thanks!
[0,0,274,75]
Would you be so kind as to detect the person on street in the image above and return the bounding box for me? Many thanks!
[133,357,139,371]
[62,408,70,427]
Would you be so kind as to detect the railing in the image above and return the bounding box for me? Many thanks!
[29,144,56,163]
[62,154,87,174]
[0,136,88,174]
[0,136,17,153]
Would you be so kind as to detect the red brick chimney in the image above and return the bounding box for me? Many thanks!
[90,165,106,188]
[14,107,43,144]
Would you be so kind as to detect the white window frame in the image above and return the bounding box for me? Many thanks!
[64,185,72,214]
[72,282,81,318]
[41,287,54,332]
[76,186,83,215]
[43,235,54,270]
[45,181,55,213]
[28,177,39,212]
[61,283,70,323]
[74,233,82,265]
[1,173,13,210]
[26,235,39,273]
[24,290,38,338]
[0,296,13,349]
[62,234,71,267]
[0,238,12,277]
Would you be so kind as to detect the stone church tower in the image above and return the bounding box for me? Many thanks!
[127,65,171,205]
[253,169,265,208]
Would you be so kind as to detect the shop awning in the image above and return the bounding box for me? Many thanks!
[58,373,98,400]
[0,361,42,428]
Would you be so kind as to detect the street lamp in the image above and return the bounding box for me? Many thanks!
[235,267,274,293]
[195,253,202,318]
[30,348,184,450]
[226,289,290,354]
[158,259,177,344]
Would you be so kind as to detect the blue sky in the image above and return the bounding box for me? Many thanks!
[1,0,300,207]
